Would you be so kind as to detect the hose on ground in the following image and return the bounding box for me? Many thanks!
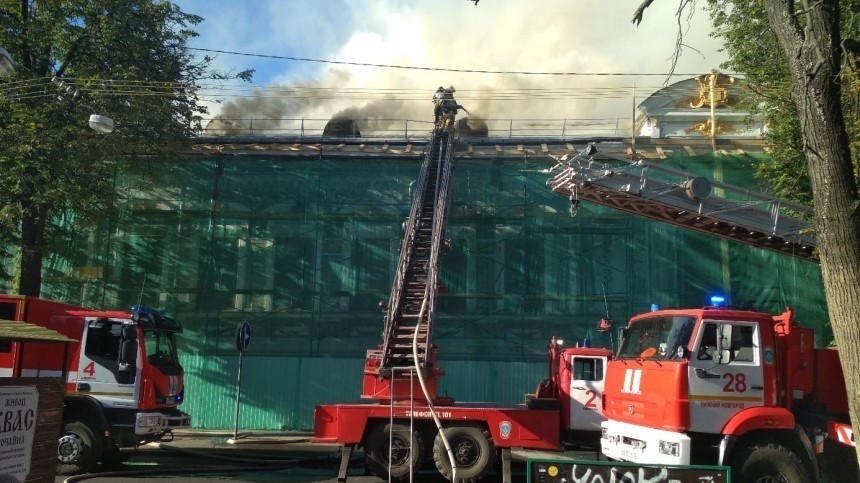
[63,442,346,482]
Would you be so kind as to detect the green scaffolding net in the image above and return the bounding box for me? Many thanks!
[28,147,827,430]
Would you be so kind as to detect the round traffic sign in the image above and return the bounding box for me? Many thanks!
[236,321,252,352]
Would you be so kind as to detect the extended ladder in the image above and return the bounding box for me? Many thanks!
[547,147,817,262]
[361,129,455,401]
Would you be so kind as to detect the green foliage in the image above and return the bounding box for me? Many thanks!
[0,0,252,289]
[706,0,860,206]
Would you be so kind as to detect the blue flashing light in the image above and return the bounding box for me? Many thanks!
[131,305,166,317]
[710,295,726,306]
[650,303,659,312]
[131,304,152,314]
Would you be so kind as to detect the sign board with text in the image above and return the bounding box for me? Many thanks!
[528,458,729,483]
[0,385,38,481]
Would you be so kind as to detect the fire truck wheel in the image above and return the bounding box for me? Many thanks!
[433,425,496,482]
[364,422,425,481]
[730,441,811,483]
[56,421,103,475]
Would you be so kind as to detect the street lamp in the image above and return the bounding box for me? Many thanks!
[88,114,115,133]
[0,47,15,77]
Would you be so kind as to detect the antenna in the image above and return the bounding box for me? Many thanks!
[602,282,610,319]
[138,272,147,306]
[597,283,614,351]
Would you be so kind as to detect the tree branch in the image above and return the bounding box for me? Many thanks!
[632,0,655,26]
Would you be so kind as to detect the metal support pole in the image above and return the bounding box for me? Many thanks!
[228,351,249,443]
[501,447,512,483]
[337,444,354,482]
[631,82,636,155]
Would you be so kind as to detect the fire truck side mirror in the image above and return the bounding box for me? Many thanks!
[119,338,137,374]
[617,327,628,355]
[714,324,733,364]
[122,325,137,340]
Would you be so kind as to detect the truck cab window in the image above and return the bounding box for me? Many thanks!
[730,325,755,362]
[144,330,180,372]
[697,322,755,363]
[617,316,696,360]
[85,322,122,362]
[697,323,718,360]
[573,358,603,381]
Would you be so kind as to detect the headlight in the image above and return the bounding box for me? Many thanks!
[601,428,619,443]
[658,440,680,457]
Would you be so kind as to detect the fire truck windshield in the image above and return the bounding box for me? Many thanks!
[144,330,180,369]
[617,316,697,360]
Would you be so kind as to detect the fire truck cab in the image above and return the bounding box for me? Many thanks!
[600,306,857,482]
[0,295,190,474]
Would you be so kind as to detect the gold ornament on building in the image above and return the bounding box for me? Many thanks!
[689,71,736,109]
[686,119,735,136]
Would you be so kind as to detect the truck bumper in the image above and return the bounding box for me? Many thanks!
[600,420,691,465]
[135,408,191,436]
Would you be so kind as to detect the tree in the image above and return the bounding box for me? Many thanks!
[637,0,860,470]
[0,0,251,297]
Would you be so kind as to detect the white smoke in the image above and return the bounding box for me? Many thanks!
[204,0,726,136]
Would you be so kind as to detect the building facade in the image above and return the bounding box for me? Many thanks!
[18,75,827,431]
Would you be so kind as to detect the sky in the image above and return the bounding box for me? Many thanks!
[171,0,729,135]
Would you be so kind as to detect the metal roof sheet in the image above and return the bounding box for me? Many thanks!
[0,320,75,343]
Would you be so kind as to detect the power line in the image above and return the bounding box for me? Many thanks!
[3,74,794,104]
[188,47,740,77]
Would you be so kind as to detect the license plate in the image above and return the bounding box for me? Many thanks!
[620,448,640,461]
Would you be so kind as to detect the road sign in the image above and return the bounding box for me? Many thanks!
[236,321,252,352]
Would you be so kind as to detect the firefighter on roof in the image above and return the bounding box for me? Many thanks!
[436,86,469,131]
[432,86,445,124]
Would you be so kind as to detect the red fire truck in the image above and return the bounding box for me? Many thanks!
[550,141,858,481]
[0,294,190,474]
[600,306,858,482]
[315,337,610,482]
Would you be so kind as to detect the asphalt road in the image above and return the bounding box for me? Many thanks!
[52,432,546,483]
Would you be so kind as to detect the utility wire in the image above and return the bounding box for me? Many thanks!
[1,74,794,103]
[188,47,741,77]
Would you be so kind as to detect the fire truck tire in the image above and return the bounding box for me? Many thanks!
[364,422,424,481]
[56,421,103,475]
[433,425,496,482]
[730,441,811,483]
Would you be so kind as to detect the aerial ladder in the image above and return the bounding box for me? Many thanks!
[359,139,816,404]
[360,127,455,403]
[547,145,817,261]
